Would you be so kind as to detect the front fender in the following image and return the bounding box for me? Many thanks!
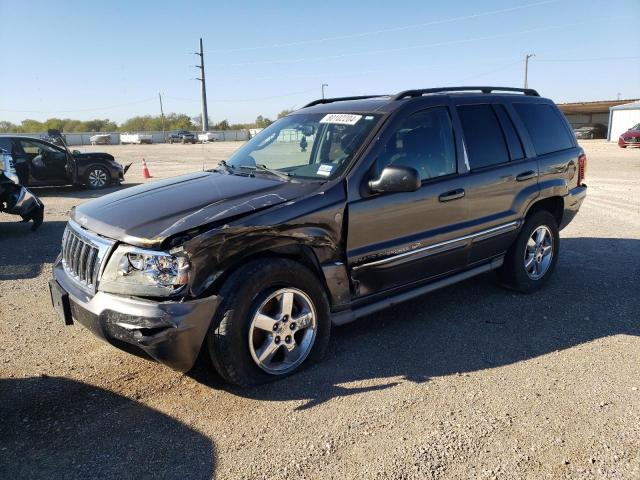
[184,223,341,295]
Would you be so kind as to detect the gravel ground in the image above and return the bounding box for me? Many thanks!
[1,140,639,479]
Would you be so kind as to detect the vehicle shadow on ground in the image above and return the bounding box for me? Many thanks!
[0,220,66,280]
[0,377,215,479]
[193,237,640,410]
[32,182,141,200]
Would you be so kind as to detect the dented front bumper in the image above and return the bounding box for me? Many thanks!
[52,260,219,372]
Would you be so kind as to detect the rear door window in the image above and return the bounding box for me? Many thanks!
[513,103,574,155]
[457,104,510,169]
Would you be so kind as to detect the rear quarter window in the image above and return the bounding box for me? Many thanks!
[513,103,574,155]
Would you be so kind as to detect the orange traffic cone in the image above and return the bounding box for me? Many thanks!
[142,158,153,179]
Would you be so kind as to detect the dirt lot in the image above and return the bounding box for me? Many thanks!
[1,140,639,479]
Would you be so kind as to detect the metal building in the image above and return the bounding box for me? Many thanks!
[608,101,640,141]
[557,99,638,130]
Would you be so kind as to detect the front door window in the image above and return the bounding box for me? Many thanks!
[377,107,457,181]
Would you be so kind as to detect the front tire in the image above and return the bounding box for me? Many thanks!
[85,166,111,189]
[207,259,331,387]
[498,211,559,293]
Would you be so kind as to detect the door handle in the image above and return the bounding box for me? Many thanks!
[438,188,465,202]
[516,170,537,182]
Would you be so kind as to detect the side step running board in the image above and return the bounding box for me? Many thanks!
[331,256,504,326]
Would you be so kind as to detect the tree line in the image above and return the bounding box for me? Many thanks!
[0,109,295,134]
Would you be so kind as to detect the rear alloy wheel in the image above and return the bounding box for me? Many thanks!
[498,210,559,293]
[86,166,110,189]
[523,226,554,280]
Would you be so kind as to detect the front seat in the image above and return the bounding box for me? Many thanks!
[392,127,431,179]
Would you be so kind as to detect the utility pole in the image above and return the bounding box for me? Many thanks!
[158,92,166,141]
[322,83,328,99]
[524,53,535,89]
[194,38,209,132]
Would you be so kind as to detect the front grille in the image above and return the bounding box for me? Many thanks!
[624,137,639,143]
[61,221,114,292]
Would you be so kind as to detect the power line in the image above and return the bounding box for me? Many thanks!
[165,88,318,104]
[210,0,563,53]
[536,55,640,62]
[216,16,626,68]
[0,97,157,114]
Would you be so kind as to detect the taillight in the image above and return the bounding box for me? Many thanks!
[577,153,587,186]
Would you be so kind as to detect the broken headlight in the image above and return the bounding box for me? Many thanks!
[99,245,190,297]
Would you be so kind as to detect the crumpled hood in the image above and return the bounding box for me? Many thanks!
[73,152,115,161]
[72,171,316,247]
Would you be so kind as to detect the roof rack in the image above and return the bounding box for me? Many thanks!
[391,86,539,101]
[303,95,388,108]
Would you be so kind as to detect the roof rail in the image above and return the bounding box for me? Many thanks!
[302,95,388,108]
[391,86,539,101]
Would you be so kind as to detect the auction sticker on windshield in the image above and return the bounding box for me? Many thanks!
[320,113,362,125]
[316,164,333,176]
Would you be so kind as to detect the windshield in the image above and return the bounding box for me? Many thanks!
[631,123,640,131]
[227,112,381,179]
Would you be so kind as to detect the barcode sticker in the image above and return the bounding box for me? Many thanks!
[319,114,362,125]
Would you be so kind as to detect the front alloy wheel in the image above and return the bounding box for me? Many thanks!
[207,258,330,386]
[248,288,317,375]
[86,167,109,189]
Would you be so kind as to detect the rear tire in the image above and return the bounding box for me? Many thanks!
[498,211,559,293]
[207,258,331,387]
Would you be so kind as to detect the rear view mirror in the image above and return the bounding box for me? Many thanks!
[297,124,316,136]
[368,165,420,193]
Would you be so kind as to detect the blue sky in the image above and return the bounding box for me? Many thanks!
[0,0,638,124]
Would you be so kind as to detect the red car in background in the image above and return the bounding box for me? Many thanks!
[619,123,640,147]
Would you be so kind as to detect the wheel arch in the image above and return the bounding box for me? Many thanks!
[195,240,345,308]
[525,195,564,227]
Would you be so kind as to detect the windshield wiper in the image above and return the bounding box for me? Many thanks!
[238,164,292,182]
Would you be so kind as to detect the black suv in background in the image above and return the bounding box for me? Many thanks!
[0,135,127,189]
[50,86,587,386]
[167,130,197,144]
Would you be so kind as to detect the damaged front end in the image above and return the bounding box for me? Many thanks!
[51,220,219,372]
[52,258,219,372]
[0,173,44,231]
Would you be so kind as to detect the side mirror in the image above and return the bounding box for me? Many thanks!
[368,165,421,193]
[72,150,81,155]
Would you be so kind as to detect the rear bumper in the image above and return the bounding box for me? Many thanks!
[52,261,219,372]
[560,185,587,230]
